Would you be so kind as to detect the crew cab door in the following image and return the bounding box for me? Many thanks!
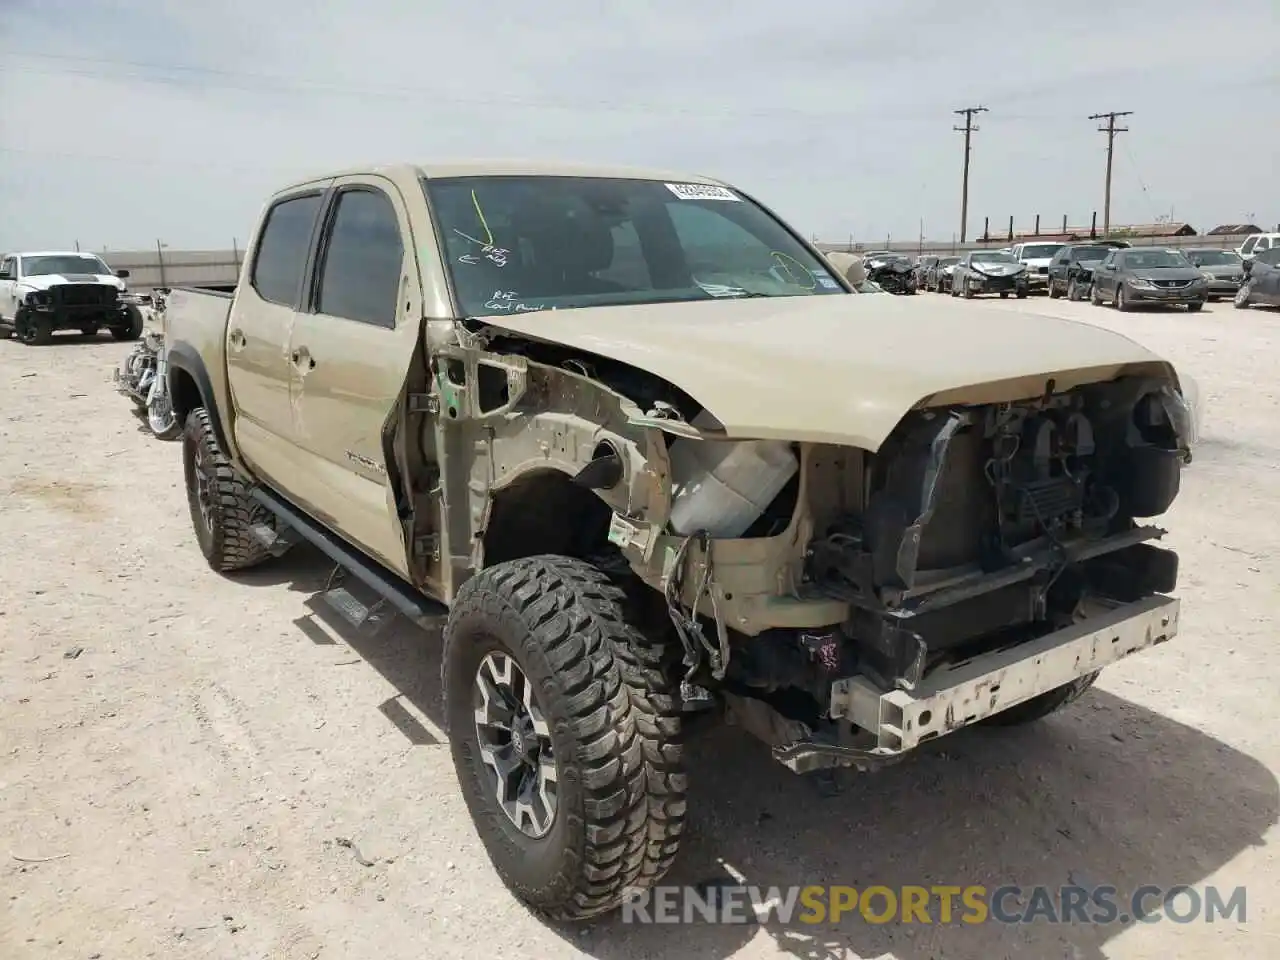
[227,185,330,486]
[283,175,424,577]
[0,256,18,320]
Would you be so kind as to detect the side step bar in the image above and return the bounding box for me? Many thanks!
[249,486,444,629]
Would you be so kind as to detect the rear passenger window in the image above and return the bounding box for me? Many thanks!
[315,189,403,327]
[252,193,323,306]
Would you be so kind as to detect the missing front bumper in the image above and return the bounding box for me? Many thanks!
[773,594,1179,772]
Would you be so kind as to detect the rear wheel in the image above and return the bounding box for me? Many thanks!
[181,408,273,572]
[443,556,681,919]
[983,672,1099,726]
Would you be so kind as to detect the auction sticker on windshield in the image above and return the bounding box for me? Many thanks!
[665,183,741,201]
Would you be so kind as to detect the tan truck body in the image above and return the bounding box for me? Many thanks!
[164,161,1191,919]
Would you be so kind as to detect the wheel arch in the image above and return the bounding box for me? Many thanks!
[167,341,241,467]
[479,467,616,571]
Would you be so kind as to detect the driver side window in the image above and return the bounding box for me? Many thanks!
[0,257,13,279]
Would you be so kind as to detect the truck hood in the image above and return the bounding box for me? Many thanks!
[1020,257,1054,269]
[19,273,125,292]
[481,295,1174,450]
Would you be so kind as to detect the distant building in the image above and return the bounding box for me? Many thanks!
[1206,223,1261,236]
[978,221,1197,244]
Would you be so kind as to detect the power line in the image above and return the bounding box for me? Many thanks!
[953,106,987,243]
[1088,110,1132,237]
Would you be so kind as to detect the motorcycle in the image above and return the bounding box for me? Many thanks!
[114,292,179,440]
[863,255,917,295]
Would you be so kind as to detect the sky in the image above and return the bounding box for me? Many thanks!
[1,0,1277,253]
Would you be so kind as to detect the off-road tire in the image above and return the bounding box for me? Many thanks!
[605,594,687,889]
[443,556,671,920]
[15,308,52,346]
[110,305,144,341]
[181,408,273,572]
[982,671,1100,726]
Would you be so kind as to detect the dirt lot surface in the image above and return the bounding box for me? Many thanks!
[2,298,1277,960]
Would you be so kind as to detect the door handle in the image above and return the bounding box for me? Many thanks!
[229,329,247,349]
[291,347,316,370]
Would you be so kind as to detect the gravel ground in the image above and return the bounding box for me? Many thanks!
[1,298,1277,960]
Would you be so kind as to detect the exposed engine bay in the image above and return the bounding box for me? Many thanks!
[449,326,1189,765]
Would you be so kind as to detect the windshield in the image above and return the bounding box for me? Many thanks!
[1122,250,1191,269]
[423,176,844,317]
[1071,246,1110,262]
[21,254,113,277]
[1187,250,1240,266]
[1019,243,1064,259]
[971,251,1016,263]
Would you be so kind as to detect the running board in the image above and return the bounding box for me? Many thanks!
[249,486,444,629]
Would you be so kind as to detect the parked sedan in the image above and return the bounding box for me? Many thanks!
[1235,246,1280,309]
[1185,248,1246,300]
[1046,243,1118,300]
[1089,248,1208,311]
[950,250,1029,299]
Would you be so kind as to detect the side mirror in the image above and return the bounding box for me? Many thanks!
[116,269,131,279]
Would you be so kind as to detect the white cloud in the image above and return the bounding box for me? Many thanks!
[1,0,1276,250]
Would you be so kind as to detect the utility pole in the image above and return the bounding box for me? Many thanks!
[1088,110,1131,238]
[953,106,987,242]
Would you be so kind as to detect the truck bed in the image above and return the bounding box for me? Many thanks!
[165,286,235,453]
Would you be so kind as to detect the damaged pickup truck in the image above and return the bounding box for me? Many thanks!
[164,162,1191,920]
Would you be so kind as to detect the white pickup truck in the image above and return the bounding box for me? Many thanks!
[0,250,143,344]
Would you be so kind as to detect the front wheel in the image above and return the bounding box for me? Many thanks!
[444,556,684,919]
[1187,301,1205,313]
[1116,285,1132,312]
[16,309,53,346]
[1090,283,1102,306]
[110,305,144,341]
[1234,283,1252,309]
[1047,278,1061,299]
